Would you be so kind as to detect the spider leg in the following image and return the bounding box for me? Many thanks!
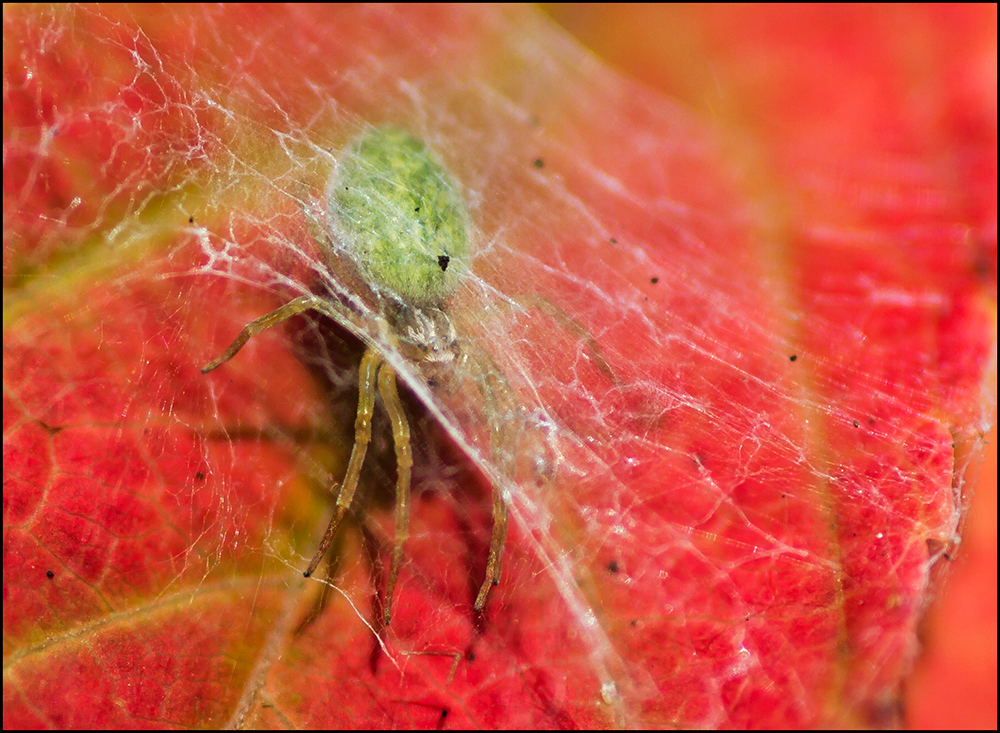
[462,346,515,613]
[303,347,382,578]
[202,294,323,373]
[474,484,508,611]
[376,363,412,626]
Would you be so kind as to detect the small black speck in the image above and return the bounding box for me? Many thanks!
[195,471,205,480]
[610,238,617,244]
[188,216,194,224]
[607,560,620,574]
[853,420,860,428]
[466,651,476,662]
[650,277,659,285]
[440,710,448,719]
[533,158,544,168]
[868,418,875,425]
[438,254,450,272]
[414,206,420,212]
[46,570,55,579]
[789,355,797,362]
[630,619,637,627]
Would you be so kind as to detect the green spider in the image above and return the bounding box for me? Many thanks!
[203,127,507,625]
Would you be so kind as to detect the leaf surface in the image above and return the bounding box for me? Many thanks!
[3,5,995,728]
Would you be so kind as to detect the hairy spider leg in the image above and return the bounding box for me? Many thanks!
[199,294,384,587]
[466,353,517,613]
[376,362,412,625]
[301,351,413,625]
[303,347,380,579]
[201,294,322,374]
[475,482,508,611]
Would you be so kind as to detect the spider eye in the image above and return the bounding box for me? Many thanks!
[438,254,450,272]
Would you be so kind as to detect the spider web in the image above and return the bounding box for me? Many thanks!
[3,4,995,729]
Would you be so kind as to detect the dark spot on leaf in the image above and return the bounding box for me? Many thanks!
[650,277,659,285]
[438,254,450,271]
[789,354,797,362]
[435,708,448,731]
[533,158,544,168]
[414,206,420,212]
[853,420,860,428]
[630,619,637,627]
[610,237,617,244]
[188,216,194,224]
[39,421,63,436]
[466,651,476,662]
[607,560,620,574]
[46,570,54,579]
[195,471,205,480]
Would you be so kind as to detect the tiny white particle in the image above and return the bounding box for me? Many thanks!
[600,679,618,704]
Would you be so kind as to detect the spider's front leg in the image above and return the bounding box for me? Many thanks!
[376,362,413,626]
[303,351,413,626]
[303,348,381,579]
[202,293,385,587]
[465,347,521,614]
[475,485,508,611]
[201,294,322,373]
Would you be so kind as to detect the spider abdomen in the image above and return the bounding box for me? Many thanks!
[329,127,471,308]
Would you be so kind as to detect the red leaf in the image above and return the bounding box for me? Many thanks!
[4,5,995,728]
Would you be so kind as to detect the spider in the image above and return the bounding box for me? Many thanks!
[203,127,507,625]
